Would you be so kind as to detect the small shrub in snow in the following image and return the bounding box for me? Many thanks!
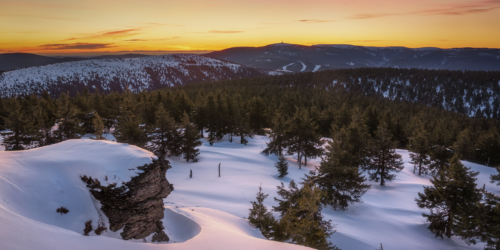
[83,220,93,236]
[56,206,69,215]
[275,156,288,178]
[94,221,107,235]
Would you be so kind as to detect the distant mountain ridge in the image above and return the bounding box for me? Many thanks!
[0,53,152,71]
[0,54,275,97]
[205,43,500,72]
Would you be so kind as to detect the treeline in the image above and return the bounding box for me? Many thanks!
[1,71,499,165]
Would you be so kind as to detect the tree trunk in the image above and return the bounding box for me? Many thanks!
[297,152,302,169]
[304,156,307,167]
[445,209,453,238]
[418,157,422,176]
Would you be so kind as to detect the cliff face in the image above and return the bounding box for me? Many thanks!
[81,158,173,242]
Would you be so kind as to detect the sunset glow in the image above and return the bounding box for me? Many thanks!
[2,0,500,55]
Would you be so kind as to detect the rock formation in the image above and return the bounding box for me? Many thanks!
[81,158,173,242]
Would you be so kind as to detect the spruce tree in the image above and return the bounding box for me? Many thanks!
[452,129,473,159]
[365,122,404,186]
[248,185,276,239]
[146,104,179,158]
[114,91,147,147]
[2,99,38,150]
[36,92,57,146]
[429,145,453,174]
[409,126,431,175]
[415,154,481,239]
[275,156,289,178]
[233,95,252,145]
[310,130,370,211]
[54,92,83,141]
[181,112,202,162]
[276,183,339,250]
[465,191,500,250]
[262,111,287,156]
[93,112,105,140]
[286,107,323,169]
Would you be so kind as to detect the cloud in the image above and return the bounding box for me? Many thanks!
[145,22,184,27]
[417,7,499,16]
[124,39,148,42]
[118,50,213,53]
[209,30,243,34]
[349,2,500,19]
[345,40,387,43]
[39,43,116,50]
[349,13,395,19]
[297,19,334,23]
[0,13,78,21]
[90,28,141,39]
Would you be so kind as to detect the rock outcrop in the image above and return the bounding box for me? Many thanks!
[81,158,173,242]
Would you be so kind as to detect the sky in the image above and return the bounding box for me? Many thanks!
[1,0,500,56]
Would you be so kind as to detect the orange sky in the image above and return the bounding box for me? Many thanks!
[1,0,500,56]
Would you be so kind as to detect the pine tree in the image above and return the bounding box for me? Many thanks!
[181,112,202,162]
[54,92,83,141]
[342,108,371,168]
[453,129,473,159]
[415,154,481,239]
[365,122,404,186]
[286,107,323,169]
[93,112,105,140]
[2,99,38,150]
[114,91,147,147]
[262,111,287,156]
[36,92,57,146]
[409,126,431,175]
[276,183,339,250]
[233,95,252,145]
[428,145,453,174]
[248,185,276,239]
[310,130,371,211]
[146,104,179,158]
[465,191,500,250]
[275,156,289,178]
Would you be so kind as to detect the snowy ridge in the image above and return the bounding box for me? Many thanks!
[0,54,265,97]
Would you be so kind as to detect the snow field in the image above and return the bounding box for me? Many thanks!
[0,134,497,249]
[0,138,312,250]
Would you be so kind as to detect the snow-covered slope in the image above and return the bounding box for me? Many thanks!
[0,139,312,250]
[206,44,500,72]
[1,135,497,249]
[0,54,275,98]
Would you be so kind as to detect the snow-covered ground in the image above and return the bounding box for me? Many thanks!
[0,134,496,250]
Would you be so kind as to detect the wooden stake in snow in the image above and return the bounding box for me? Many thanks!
[218,163,221,177]
[190,169,192,178]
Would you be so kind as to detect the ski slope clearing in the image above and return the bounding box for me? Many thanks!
[0,136,497,249]
[0,139,311,250]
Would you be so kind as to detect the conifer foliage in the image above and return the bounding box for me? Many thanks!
[415,154,481,239]
[275,156,289,178]
[365,123,404,186]
[273,182,339,250]
[181,112,202,162]
[310,130,371,211]
[248,185,276,239]
[146,105,180,158]
[409,126,431,175]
